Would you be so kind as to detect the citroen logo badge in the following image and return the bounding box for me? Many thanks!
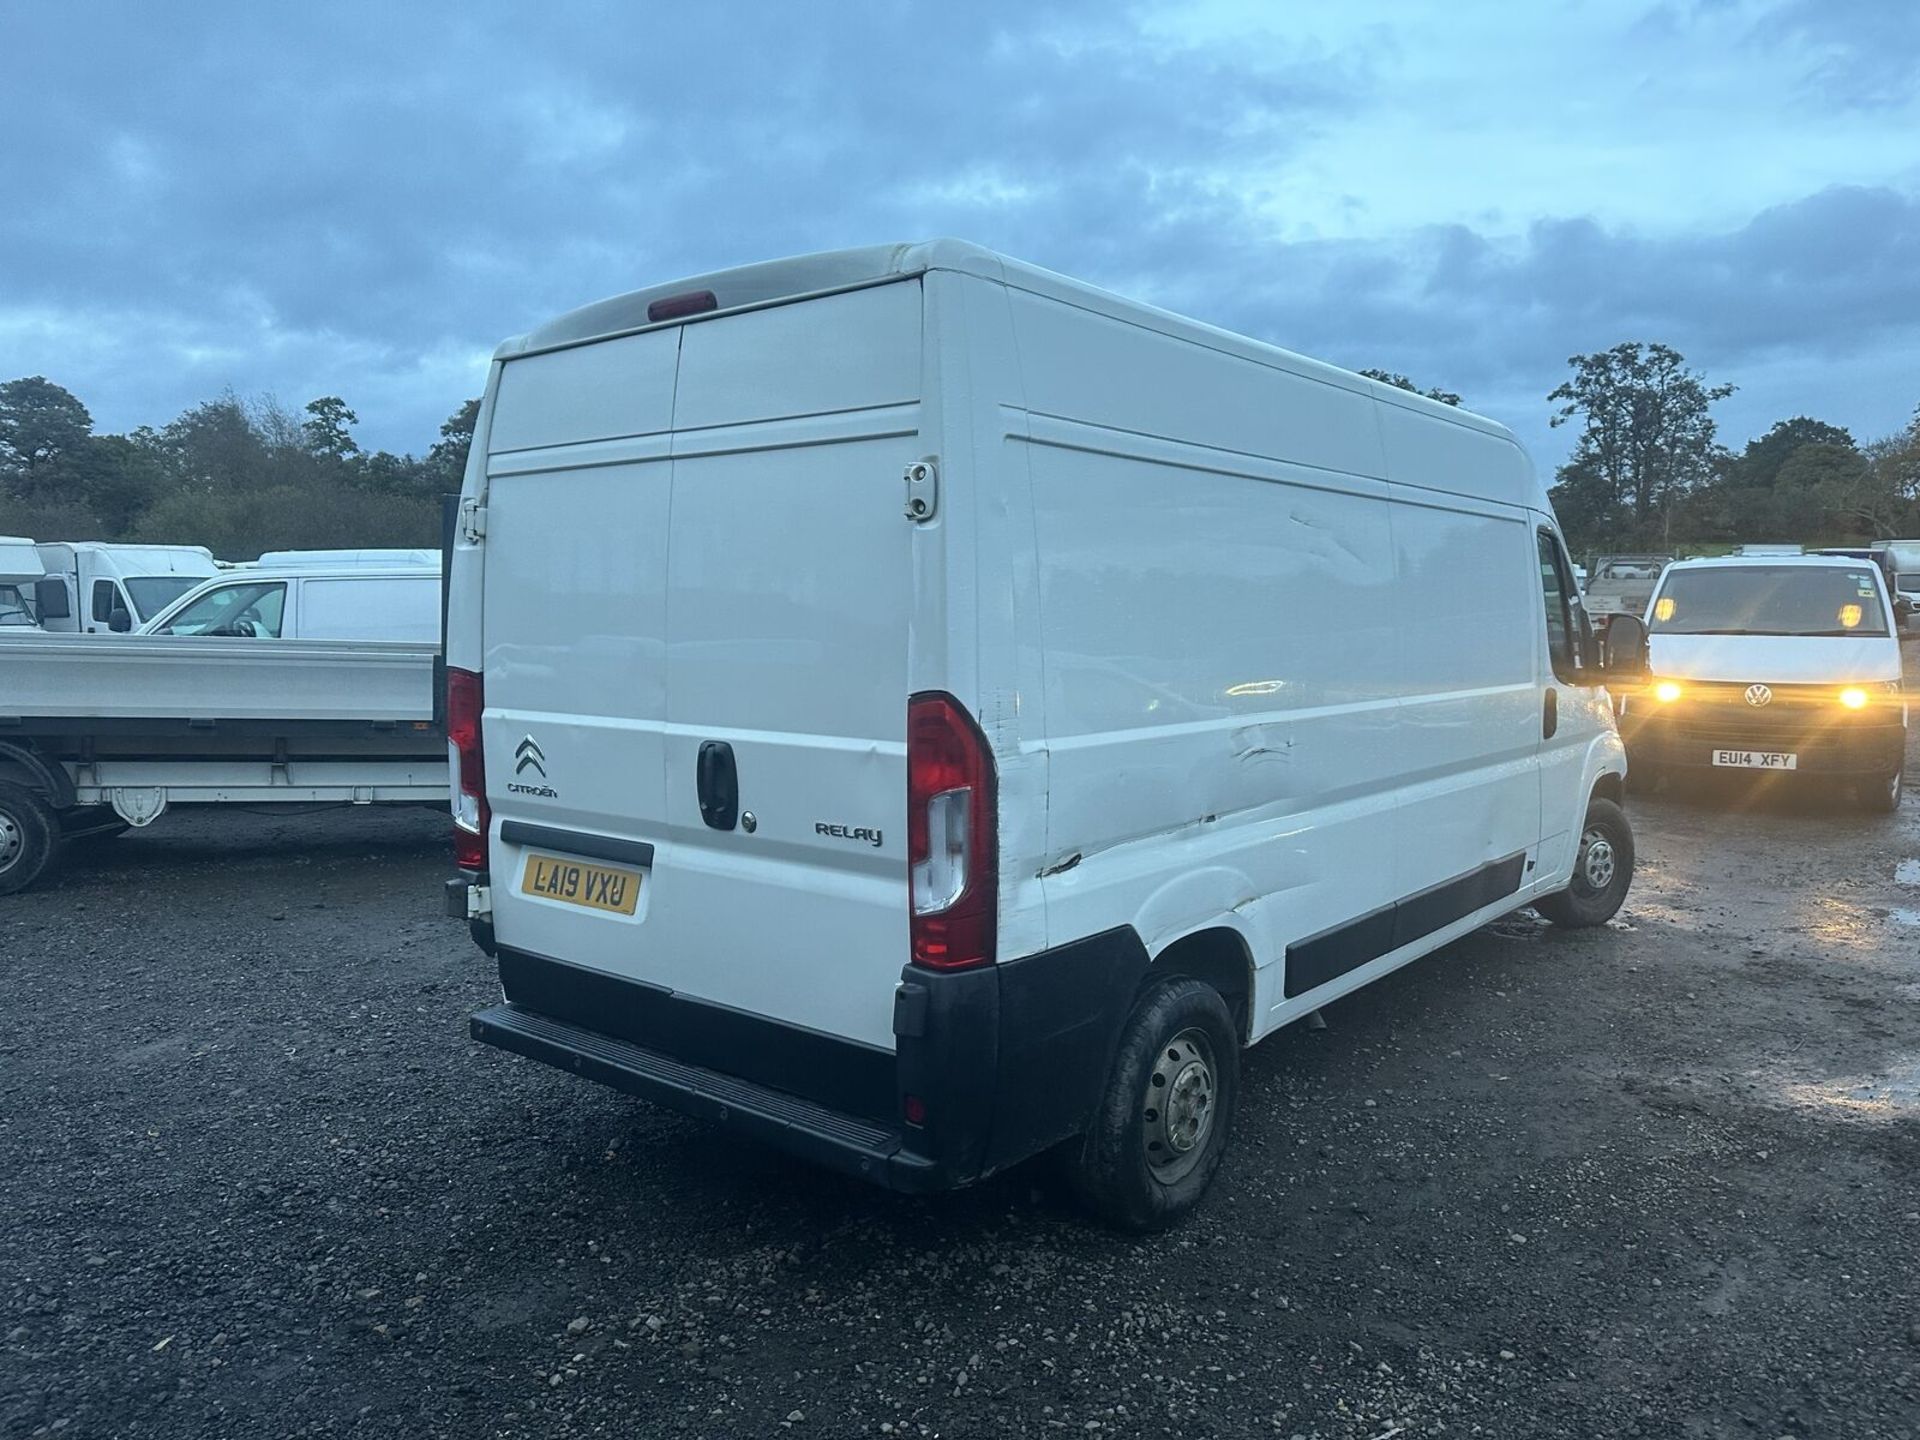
[1743,684,1772,707]
[514,735,547,776]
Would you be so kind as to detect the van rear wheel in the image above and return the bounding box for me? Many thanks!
[1535,796,1633,929]
[0,782,59,896]
[1064,976,1239,1233]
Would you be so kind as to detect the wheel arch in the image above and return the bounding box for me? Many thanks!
[1144,924,1257,1043]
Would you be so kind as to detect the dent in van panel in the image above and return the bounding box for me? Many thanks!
[672,281,921,431]
[1007,289,1387,480]
[1030,439,1406,970]
[488,329,679,454]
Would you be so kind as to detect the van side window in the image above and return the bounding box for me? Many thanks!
[91,579,119,624]
[1536,531,1581,684]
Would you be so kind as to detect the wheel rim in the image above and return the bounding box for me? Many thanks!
[0,810,22,874]
[1144,1028,1217,1183]
[1575,825,1615,895]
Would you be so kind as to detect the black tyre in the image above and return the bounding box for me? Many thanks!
[0,782,59,896]
[1535,795,1634,928]
[1064,977,1239,1233]
[1857,766,1903,814]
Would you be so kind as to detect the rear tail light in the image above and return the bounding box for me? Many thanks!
[447,666,489,870]
[907,692,996,971]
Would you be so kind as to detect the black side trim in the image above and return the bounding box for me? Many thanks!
[499,822,655,868]
[495,948,892,1121]
[1284,853,1526,999]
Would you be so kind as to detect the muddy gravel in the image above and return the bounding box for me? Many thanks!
[3,719,1919,1439]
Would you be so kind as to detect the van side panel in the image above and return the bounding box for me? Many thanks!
[1007,288,1404,1024]
[1383,485,1542,904]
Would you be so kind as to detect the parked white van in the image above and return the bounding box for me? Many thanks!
[31,542,219,633]
[1,536,46,628]
[445,241,1641,1228]
[141,562,441,642]
[1618,555,1908,810]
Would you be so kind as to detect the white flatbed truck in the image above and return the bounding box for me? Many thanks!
[0,632,447,893]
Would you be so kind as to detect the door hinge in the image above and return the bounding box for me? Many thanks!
[903,459,938,522]
[459,497,488,542]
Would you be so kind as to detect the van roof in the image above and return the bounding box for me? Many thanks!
[500,238,1517,445]
[1665,555,1880,570]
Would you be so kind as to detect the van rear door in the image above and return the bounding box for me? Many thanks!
[481,281,922,1051]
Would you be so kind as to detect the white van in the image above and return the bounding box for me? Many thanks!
[31,542,219,633]
[1,535,47,628]
[445,241,1640,1228]
[1619,555,1908,810]
[141,562,440,642]
[255,547,442,570]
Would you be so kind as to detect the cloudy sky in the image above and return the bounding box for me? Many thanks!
[3,0,1917,470]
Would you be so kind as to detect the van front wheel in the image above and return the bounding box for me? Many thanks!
[1065,977,1239,1233]
[1535,796,1634,928]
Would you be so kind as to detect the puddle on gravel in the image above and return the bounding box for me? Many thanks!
[1788,1056,1920,1113]
[1897,858,1920,887]
[1893,908,1920,929]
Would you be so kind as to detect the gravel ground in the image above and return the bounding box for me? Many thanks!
[4,720,1919,1440]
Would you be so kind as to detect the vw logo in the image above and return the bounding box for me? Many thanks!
[1743,684,1773,707]
[514,735,547,776]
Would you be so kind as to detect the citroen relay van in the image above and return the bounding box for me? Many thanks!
[445,241,1640,1229]
[1618,555,1908,810]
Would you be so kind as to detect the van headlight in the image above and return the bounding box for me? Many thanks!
[1839,681,1902,710]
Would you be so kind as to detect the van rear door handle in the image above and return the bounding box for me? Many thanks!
[697,741,739,831]
[1543,687,1559,739]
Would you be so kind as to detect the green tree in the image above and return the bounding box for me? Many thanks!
[1547,342,1734,541]
[1359,370,1462,407]
[0,376,95,495]
[157,392,271,492]
[62,434,174,532]
[425,398,480,491]
[302,396,361,462]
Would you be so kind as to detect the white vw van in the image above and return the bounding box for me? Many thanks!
[1619,555,1908,810]
[445,241,1639,1228]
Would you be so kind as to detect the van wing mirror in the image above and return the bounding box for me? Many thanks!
[34,577,71,620]
[1602,614,1649,679]
[108,606,133,633]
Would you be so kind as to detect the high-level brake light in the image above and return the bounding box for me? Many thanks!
[647,289,718,323]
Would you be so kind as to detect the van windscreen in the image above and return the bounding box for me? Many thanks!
[1651,566,1889,637]
[126,575,207,619]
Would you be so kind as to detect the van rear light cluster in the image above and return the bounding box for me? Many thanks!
[447,666,490,871]
[907,692,996,971]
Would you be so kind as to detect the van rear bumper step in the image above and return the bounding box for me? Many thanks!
[469,1003,942,1192]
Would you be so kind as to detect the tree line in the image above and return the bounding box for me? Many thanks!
[3,349,1917,561]
[0,378,475,559]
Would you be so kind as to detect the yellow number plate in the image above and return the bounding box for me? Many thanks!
[521,854,642,916]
